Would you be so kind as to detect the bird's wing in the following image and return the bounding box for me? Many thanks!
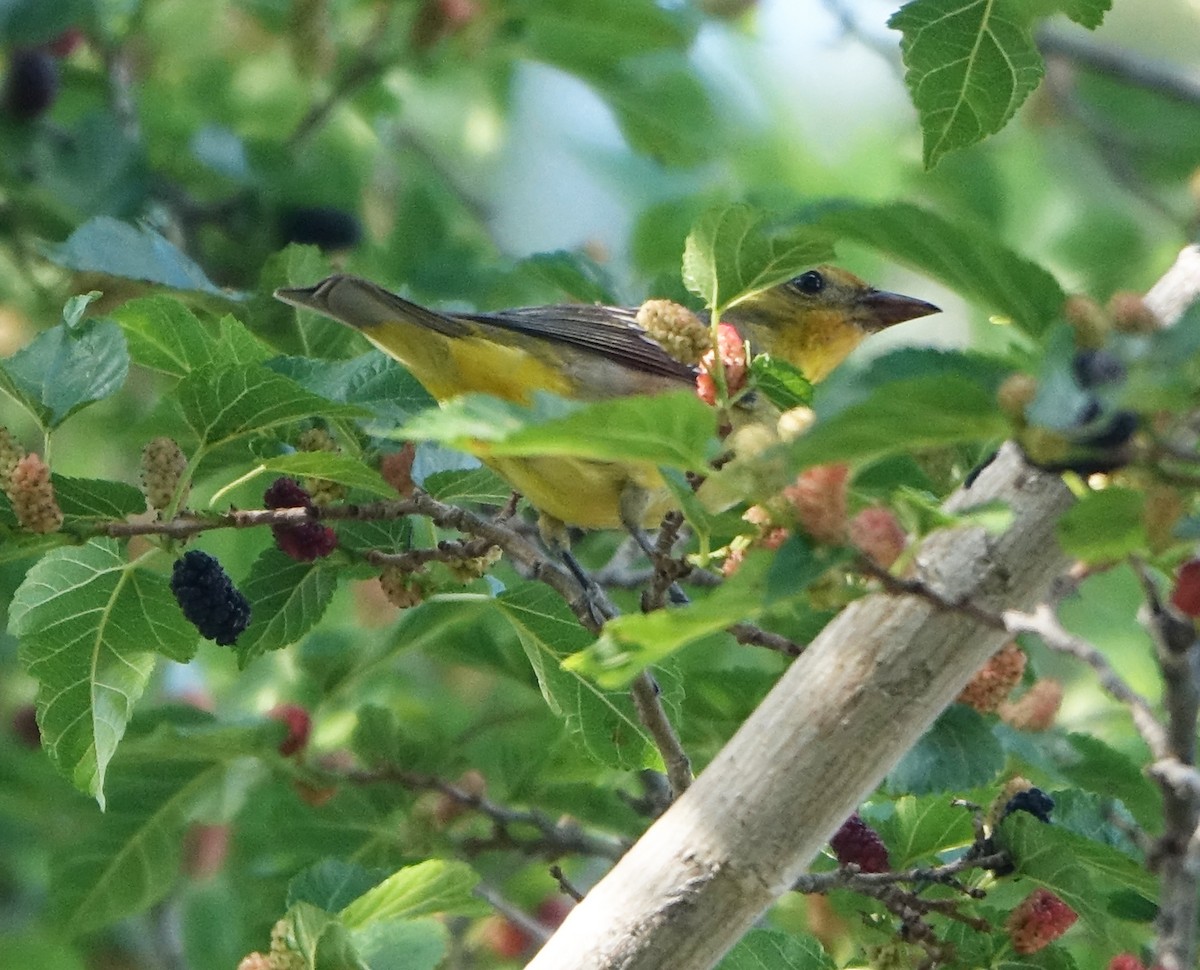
[462,305,699,383]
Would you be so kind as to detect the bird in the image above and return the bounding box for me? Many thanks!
[275,266,938,537]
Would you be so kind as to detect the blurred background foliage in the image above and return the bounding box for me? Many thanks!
[2,0,1200,968]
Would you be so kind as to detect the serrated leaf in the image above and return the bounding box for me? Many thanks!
[234,548,339,666]
[268,352,437,424]
[1058,733,1161,830]
[495,582,660,769]
[1054,0,1111,29]
[423,466,514,506]
[10,541,198,805]
[876,795,976,868]
[258,452,395,497]
[54,477,147,520]
[886,705,1004,794]
[890,0,1044,167]
[112,297,268,377]
[750,354,813,412]
[566,538,843,688]
[177,363,368,450]
[682,204,835,310]
[289,860,389,913]
[45,217,234,298]
[717,929,834,970]
[51,756,225,933]
[1056,488,1144,564]
[0,317,129,428]
[1001,813,1155,942]
[815,202,1065,336]
[399,390,715,470]
[336,518,412,557]
[339,860,485,928]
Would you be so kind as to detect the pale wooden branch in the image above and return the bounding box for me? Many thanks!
[526,444,1073,969]
[526,246,1200,970]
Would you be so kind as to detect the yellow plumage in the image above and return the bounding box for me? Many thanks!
[275,266,937,530]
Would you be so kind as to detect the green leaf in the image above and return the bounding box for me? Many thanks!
[268,352,437,424]
[1057,488,1145,564]
[566,539,844,688]
[258,453,395,498]
[814,202,1065,337]
[51,756,226,933]
[0,316,129,429]
[590,58,718,167]
[255,245,366,360]
[717,929,834,970]
[1058,733,1161,831]
[1000,812,1155,942]
[682,204,835,310]
[886,705,1004,794]
[289,860,389,913]
[496,582,662,769]
[890,0,1044,167]
[234,548,339,667]
[515,250,619,305]
[521,0,696,72]
[351,918,448,970]
[10,541,198,806]
[54,477,147,520]
[875,795,976,868]
[399,391,716,470]
[750,354,813,412]
[423,466,514,507]
[176,363,368,451]
[289,903,365,970]
[701,350,1010,512]
[44,217,234,298]
[112,297,269,377]
[339,860,485,928]
[1052,0,1112,29]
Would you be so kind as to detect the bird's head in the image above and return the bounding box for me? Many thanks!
[725,265,940,383]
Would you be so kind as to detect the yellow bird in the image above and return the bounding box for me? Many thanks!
[275,267,938,533]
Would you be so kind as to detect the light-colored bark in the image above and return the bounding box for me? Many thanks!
[528,444,1073,969]
[527,245,1200,970]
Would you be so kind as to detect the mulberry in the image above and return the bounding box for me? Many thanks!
[958,641,1026,713]
[697,323,747,405]
[1006,888,1077,954]
[296,427,348,505]
[170,551,252,646]
[140,437,188,511]
[6,453,63,533]
[0,426,25,490]
[264,477,337,561]
[783,463,849,544]
[637,299,710,366]
[829,812,889,873]
[848,506,907,569]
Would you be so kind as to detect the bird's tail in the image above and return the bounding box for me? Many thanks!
[274,274,468,338]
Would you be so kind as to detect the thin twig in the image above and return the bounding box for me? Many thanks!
[1004,603,1170,758]
[473,884,552,946]
[548,865,585,903]
[350,768,629,861]
[631,673,692,796]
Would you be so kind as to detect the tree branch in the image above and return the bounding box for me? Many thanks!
[525,245,1200,970]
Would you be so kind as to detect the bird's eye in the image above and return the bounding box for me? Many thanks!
[794,270,825,295]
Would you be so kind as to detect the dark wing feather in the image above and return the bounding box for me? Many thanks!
[460,305,698,382]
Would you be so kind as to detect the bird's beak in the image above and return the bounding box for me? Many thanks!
[858,289,941,331]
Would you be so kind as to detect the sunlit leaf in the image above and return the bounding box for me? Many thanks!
[10,541,197,806]
[891,0,1044,167]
